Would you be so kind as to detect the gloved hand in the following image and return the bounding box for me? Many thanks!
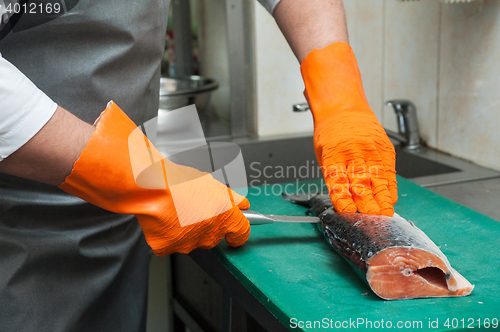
[59,101,250,256]
[301,42,397,216]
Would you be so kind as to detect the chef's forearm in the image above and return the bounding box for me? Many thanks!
[273,0,349,63]
[0,106,95,186]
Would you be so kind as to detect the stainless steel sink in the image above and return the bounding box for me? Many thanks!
[395,148,459,178]
[393,146,500,187]
[232,135,500,188]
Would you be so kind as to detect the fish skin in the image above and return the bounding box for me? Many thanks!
[282,193,474,300]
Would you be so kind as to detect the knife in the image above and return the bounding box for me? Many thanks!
[242,210,320,225]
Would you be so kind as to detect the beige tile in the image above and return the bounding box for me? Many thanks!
[253,3,312,137]
[252,1,384,137]
[383,0,440,147]
[343,0,385,121]
[438,1,500,171]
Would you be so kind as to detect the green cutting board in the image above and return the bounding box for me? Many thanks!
[214,176,500,331]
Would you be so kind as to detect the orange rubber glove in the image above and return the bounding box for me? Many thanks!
[301,42,397,216]
[59,101,250,256]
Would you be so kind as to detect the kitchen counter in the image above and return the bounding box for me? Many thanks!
[177,176,500,331]
[428,177,500,222]
[158,134,500,331]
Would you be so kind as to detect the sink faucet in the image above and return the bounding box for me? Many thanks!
[385,100,422,150]
[293,100,423,150]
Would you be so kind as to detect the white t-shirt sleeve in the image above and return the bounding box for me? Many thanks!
[0,0,20,31]
[257,0,281,15]
[0,55,57,161]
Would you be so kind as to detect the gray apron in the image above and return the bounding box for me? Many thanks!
[0,0,170,330]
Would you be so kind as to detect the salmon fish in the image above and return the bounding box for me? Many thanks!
[282,193,474,300]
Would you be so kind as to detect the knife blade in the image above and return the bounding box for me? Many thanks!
[242,210,320,225]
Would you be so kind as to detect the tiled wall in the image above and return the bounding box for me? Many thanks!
[252,0,500,171]
[381,0,440,147]
[438,1,500,171]
[253,3,312,137]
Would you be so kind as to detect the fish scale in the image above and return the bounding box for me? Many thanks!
[283,193,474,300]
